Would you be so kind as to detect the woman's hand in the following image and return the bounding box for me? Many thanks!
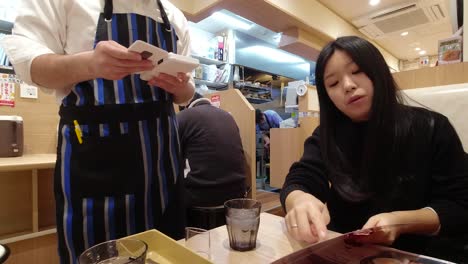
[356,212,404,245]
[284,190,330,243]
[148,72,194,104]
[89,40,153,80]
[356,208,441,246]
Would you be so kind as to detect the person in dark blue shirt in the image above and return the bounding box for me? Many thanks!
[255,109,283,133]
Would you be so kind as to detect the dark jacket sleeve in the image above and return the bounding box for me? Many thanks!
[176,111,188,159]
[280,128,330,211]
[427,115,468,235]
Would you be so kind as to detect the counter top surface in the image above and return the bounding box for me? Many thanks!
[181,212,340,263]
[0,153,56,172]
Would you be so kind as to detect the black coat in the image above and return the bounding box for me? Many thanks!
[280,106,468,262]
[177,100,246,207]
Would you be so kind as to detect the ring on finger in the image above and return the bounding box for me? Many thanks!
[290,224,299,229]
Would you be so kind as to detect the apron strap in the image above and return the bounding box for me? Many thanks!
[156,0,174,53]
[156,0,172,32]
[103,0,174,52]
[104,0,113,21]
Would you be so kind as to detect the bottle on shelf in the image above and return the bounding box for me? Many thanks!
[217,36,224,61]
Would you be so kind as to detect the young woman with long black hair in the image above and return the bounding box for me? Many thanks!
[280,36,468,261]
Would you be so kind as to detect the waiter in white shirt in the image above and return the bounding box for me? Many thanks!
[2,0,194,263]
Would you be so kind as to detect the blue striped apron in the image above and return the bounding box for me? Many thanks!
[53,1,184,263]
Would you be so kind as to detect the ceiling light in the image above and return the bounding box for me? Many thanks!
[415,47,421,51]
[212,12,253,30]
[419,50,426,55]
[296,63,311,71]
[400,31,408,36]
[369,0,380,6]
[242,46,305,63]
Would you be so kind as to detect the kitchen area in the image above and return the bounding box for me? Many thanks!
[1,0,467,263]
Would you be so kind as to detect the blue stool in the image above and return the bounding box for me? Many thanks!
[0,244,10,264]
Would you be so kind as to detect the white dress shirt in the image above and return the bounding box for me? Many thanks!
[1,0,191,99]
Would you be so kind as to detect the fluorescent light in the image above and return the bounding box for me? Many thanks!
[212,12,253,30]
[369,0,380,6]
[296,63,311,71]
[415,47,421,51]
[242,45,305,63]
[419,50,426,55]
[400,31,408,36]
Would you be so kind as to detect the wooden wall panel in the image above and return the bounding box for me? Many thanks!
[270,128,302,189]
[269,116,319,189]
[5,233,59,264]
[0,86,59,154]
[0,171,32,237]
[38,169,55,229]
[393,62,468,90]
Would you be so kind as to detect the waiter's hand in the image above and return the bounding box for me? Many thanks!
[285,190,330,243]
[89,40,153,80]
[148,72,195,104]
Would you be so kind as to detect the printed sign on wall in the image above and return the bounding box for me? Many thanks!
[211,94,220,108]
[0,74,19,107]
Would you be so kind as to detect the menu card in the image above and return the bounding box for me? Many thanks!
[272,225,455,264]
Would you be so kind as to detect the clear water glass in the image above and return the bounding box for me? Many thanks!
[185,227,211,259]
[224,198,261,251]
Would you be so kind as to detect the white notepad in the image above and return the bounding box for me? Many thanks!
[128,40,199,80]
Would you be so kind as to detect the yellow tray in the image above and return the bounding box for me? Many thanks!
[124,229,213,264]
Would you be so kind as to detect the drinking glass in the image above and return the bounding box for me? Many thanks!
[224,198,261,251]
[78,239,147,264]
[185,227,211,259]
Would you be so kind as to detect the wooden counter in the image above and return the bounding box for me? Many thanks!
[188,212,340,263]
[0,154,56,245]
[0,154,56,172]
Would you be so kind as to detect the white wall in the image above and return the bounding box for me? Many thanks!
[403,83,468,152]
[0,0,17,22]
[188,22,216,58]
[400,55,439,71]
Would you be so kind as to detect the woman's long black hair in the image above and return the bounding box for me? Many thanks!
[315,36,406,202]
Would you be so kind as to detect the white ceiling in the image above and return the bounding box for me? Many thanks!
[193,10,281,46]
[317,0,455,60]
[0,0,18,23]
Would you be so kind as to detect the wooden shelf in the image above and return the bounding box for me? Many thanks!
[0,154,56,172]
[235,83,271,92]
[194,78,228,90]
[0,154,56,246]
[234,81,273,104]
[0,228,56,244]
[245,97,273,104]
[0,230,32,243]
[0,65,14,74]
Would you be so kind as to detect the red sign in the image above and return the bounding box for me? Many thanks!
[211,95,220,108]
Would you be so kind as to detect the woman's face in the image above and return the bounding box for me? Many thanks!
[323,50,374,122]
